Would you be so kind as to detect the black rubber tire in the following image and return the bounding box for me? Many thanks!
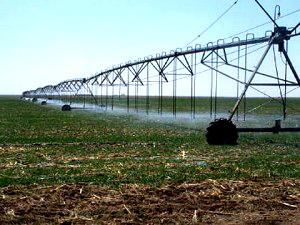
[206,118,238,145]
[32,97,38,102]
[61,104,71,111]
[41,101,47,105]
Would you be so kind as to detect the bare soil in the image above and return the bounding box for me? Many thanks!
[1,179,299,225]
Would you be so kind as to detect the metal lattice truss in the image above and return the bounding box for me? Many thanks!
[23,22,300,120]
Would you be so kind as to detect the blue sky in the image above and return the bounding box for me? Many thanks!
[0,0,299,95]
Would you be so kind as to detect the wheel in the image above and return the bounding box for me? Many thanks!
[206,118,238,145]
[61,104,71,111]
[41,101,47,105]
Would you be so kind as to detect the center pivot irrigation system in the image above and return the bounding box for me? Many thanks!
[23,1,300,144]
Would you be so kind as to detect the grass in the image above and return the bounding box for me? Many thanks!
[0,96,299,188]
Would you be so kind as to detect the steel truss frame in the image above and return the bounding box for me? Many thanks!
[23,25,300,122]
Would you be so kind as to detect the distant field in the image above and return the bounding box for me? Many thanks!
[1,95,299,224]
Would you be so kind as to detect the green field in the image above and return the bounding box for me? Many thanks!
[1,96,299,187]
[1,96,300,224]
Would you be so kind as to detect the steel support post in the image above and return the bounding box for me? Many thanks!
[173,58,177,117]
[146,63,150,115]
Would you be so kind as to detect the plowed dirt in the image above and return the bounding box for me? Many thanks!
[1,179,299,224]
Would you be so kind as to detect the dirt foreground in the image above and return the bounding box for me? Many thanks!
[1,179,299,225]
